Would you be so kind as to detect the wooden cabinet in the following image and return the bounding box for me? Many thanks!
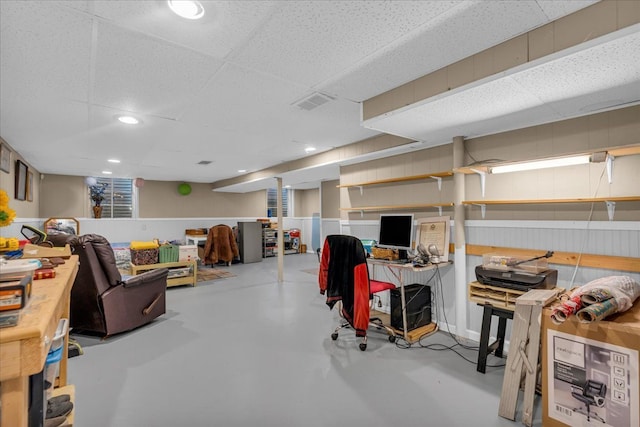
[130,260,197,287]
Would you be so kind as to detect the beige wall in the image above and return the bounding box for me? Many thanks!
[340,144,453,221]
[39,176,267,219]
[139,181,266,218]
[321,180,340,218]
[0,138,41,220]
[340,106,640,221]
[40,174,87,218]
[295,188,319,217]
[463,105,640,220]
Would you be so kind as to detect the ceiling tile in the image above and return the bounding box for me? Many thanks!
[91,0,280,59]
[93,21,224,118]
[0,1,92,101]
[232,1,464,88]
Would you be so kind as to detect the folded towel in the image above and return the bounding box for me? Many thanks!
[130,241,159,250]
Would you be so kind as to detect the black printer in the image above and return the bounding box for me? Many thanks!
[475,265,557,291]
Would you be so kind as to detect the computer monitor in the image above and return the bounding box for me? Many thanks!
[378,214,414,259]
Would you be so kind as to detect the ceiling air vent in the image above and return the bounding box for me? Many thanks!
[293,92,335,111]
[197,160,213,165]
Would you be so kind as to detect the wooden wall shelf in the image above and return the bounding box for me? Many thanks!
[341,202,454,215]
[462,196,640,220]
[466,244,640,273]
[338,171,452,189]
[463,196,640,205]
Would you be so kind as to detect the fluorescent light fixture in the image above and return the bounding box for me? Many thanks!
[168,0,205,20]
[284,185,291,188]
[117,115,140,125]
[304,147,316,153]
[102,170,113,175]
[237,169,247,173]
[490,154,591,174]
[107,159,121,163]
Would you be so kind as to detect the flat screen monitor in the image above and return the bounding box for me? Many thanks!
[378,214,414,256]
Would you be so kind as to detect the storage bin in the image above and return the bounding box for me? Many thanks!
[178,245,198,262]
[130,248,159,265]
[167,267,191,279]
[159,244,179,263]
[0,258,41,282]
[44,346,63,399]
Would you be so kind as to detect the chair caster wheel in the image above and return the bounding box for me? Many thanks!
[359,343,367,351]
[331,332,338,340]
[388,335,396,343]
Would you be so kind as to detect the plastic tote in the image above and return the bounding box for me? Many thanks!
[44,318,68,398]
[44,346,63,398]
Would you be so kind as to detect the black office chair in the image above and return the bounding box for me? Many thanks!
[318,235,396,351]
[571,379,607,423]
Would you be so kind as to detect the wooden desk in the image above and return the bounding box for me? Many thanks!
[368,259,449,342]
[0,255,79,427]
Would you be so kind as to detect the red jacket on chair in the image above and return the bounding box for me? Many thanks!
[319,235,370,337]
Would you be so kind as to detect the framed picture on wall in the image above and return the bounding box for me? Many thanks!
[0,143,10,173]
[27,171,34,202]
[15,160,28,201]
[415,216,450,263]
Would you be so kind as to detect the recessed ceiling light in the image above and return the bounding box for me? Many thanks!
[304,147,316,153]
[168,0,205,20]
[108,159,121,163]
[102,171,113,175]
[117,115,140,125]
[237,169,247,173]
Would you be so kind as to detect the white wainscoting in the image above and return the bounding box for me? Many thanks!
[339,219,640,343]
[6,217,317,252]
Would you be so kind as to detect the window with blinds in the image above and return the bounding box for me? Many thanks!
[94,177,133,218]
[267,188,289,217]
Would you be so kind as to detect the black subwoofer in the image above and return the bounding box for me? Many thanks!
[390,283,431,331]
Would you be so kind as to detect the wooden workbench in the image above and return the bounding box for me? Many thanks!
[0,255,79,427]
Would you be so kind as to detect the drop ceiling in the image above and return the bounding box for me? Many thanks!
[1,0,615,192]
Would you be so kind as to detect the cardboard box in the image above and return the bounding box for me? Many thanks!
[179,245,198,262]
[542,301,640,427]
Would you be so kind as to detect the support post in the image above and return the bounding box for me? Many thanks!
[277,177,284,283]
[453,136,467,338]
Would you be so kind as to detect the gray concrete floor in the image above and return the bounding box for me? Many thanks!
[68,253,541,426]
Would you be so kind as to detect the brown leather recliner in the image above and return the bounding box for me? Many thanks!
[61,234,168,337]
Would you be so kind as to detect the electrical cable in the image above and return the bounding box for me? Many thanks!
[568,163,608,287]
[395,265,506,368]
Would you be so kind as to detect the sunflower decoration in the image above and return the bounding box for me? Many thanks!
[0,189,16,227]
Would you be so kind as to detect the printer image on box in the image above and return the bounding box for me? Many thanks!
[475,251,557,291]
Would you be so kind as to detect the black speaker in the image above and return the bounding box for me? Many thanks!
[390,283,431,331]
